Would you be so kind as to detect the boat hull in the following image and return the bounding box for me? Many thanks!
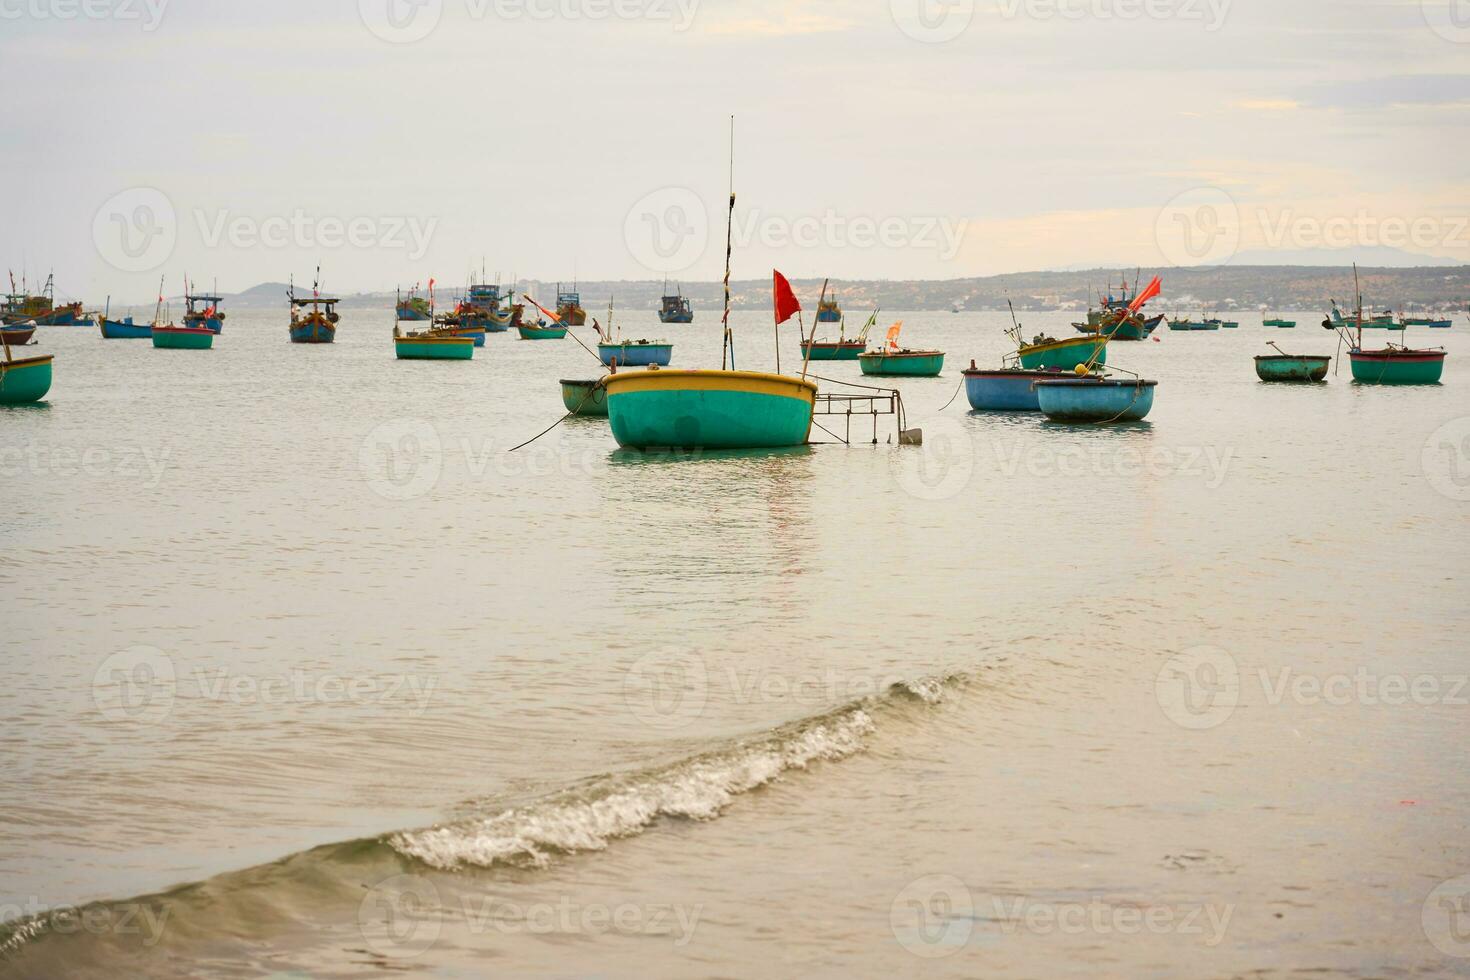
[395,336,474,360]
[800,342,864,361]
[395,306,431,322]
[0,354,53,404]
[560,379,609,417]
[599,343,672,367]
[484,310,512,332]
[152,326,215,350]
[183,315,224,334]
[1254,355,1330,382]
[98,317,150,339]
[962,369,1069,411]
[1263,319,1296,328]
[1,325,37,345]
[658,310,694,324]
[289,322,336,344]
[1035,379,1156,422]
[518,326,568,340]
[1348,349,1445,384]
[815,310,841,323]
[449,327,486,347]
[858,351,944,376]
[1018,336,1105,371]
[605,369,816,450]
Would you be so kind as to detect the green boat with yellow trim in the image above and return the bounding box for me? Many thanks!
[1016,334,1105,371]
[560,379,609,417]
[394,329,474,360]
[605,368,815,449]
[0,352,53,404]
[152,324,215,350]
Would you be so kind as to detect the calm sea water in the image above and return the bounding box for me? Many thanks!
[3,307,1468,977]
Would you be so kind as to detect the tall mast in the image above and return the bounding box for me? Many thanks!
[721,115,736,371]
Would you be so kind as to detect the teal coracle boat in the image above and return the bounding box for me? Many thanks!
[1347,348,1445,384]
[560,379,609,416]
[858,349,944,376]
[1254,354,1330,382]
[1263,317,1296,328]
[0,353,53,404]
[800,339,865,360]
[1034,378,1156,422]
[395,334,474,360]
[518,323,568,340]
[599,341,672,367]
[604,369,816,450]
[1016,335,1105,371]
[152,325,215,350]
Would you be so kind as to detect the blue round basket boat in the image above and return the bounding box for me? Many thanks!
[1033,378,1157,422]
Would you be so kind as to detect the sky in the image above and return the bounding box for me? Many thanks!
[2,0,1468,302]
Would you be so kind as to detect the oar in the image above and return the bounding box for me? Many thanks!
[1266,340,1292,357]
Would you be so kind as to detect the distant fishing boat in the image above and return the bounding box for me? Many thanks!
[657,281,694,324]
[1400,309,1453,329]
[1262,315,1296,328]
[97,316,149,339]
[454,276,510,332]
[288,272,339,344]
[560,379,609,416]
[1328,300,1399,330]
[815,293,842,324]
[393,326,474,360]
[1217,317,1239,329]
[1071,274,1159,340]
[152,325,215,350]
[555,284,587,326]
[1334,266,1445,384]
[1168,315,1219,331]
[800,309,874,361]
[395,285,432,322]
[519,296,570,339]
[183,287,225,333]
[603,127,819,453]
[0,323,37,346]
[2,273,89,326]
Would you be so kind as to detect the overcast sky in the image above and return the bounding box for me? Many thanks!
[2,0,1467,300]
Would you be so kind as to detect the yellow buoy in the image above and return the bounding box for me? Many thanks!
[1073,364,1090,376]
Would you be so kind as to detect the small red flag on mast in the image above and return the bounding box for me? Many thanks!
[772,270,801,325]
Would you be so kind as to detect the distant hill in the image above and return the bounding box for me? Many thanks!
[189,265,1470,315]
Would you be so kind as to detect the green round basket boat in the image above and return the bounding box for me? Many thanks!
[858,349,944,377]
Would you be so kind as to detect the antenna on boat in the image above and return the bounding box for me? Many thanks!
[799,278,828,380]
[721,114,736,371]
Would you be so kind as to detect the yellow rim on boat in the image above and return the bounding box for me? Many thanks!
[602,369,817,402]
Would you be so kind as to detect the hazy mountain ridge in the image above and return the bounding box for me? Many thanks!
[153,266,1469,315]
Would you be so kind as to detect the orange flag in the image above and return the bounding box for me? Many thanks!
[885,320,903,350]
[523,296,562,324]
[1127,276,1162,315]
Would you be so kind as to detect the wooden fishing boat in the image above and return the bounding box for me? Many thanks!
[395,286,432,322]
[1263,316,1296,328]
[1254,354,1330,382]
[152,325,215,350]
[1401,312,1453,329]
[815,295,842,323]
[448,325,486,347]
[1035,378,1156,422]
[658,282,694,324]
[183,288,226,333]
[1168,316,1219,331]
[1348,347,1445,384]
[98,316,150,339]
[394,330,474,360]
[2,274,89,326]
[0,323,37,345]
[606,368,816,449]
[599,340,672,367]
[485,307,513,332]
[962,364,1076,412]
[1071,275,1159,340]
[0,352,53,404]
[858,349,944,376]
[518,322,568,340]
[289,299,338,343]
[560,379,609,417]
[1328,301,1400,330]
[1218,318,1239,329]
[555,285,587,326]
[1333,265,1446,384]
[1016,335,1106,371]
[800,339,865,360]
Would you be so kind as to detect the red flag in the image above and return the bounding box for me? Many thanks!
[1127,276,1162,315]
[772,270,801,325]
